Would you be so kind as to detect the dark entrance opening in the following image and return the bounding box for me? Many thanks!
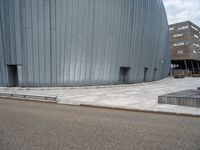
[119,67,130,84]
[153,68,157,81]
[7,65,19,87]
[143,67,148,82]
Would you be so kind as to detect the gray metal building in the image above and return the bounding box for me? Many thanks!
[0,0,170,87]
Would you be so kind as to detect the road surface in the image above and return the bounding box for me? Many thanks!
[0,98,200,150]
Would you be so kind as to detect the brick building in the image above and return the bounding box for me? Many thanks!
[169,21,200,74]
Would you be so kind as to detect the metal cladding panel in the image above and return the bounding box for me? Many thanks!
[0,0,170,87]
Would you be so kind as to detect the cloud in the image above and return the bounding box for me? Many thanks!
[163,0,200,26]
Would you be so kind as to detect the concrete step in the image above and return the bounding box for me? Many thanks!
[0,93,57,103]
[158,90,200,108]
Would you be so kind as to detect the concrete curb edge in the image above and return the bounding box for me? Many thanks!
[80,104,200,118]
[1,97,199,118]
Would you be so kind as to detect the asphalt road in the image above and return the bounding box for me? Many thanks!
[0,98,200,150]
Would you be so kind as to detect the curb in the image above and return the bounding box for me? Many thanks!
[1,97,199,118]
[80,104,200,118]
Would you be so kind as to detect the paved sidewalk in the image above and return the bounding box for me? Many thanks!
[0,77,200,116]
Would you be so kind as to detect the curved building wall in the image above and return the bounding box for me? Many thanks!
[0,0,170,86]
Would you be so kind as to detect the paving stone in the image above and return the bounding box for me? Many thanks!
[0,77,200,115]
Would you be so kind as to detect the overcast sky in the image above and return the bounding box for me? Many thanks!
[163,0,200,26]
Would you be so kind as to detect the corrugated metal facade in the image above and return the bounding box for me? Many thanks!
[0,0,170,86]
